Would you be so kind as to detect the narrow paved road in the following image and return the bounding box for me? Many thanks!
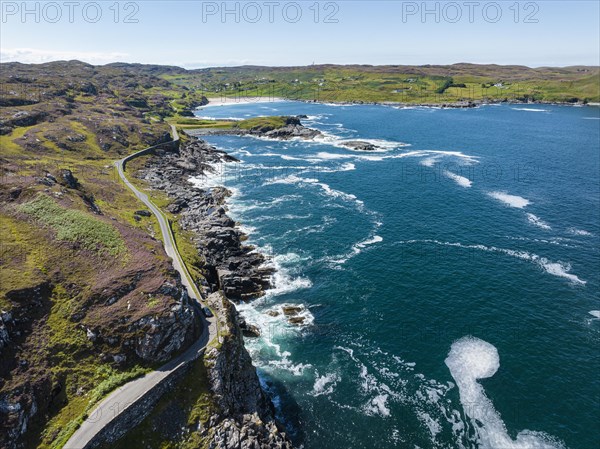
[64,125,217,449]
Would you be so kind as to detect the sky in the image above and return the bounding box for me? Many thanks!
[1,1,599,68]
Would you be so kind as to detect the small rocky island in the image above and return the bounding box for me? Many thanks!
[187,115,386,150]
[339,140,380,151]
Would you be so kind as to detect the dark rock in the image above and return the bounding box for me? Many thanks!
[8,188,22,200]
[134,209,152,217]
[82,194,102,214]
[239,317,261,338]
[281,306,303,316]
[137,134,272,302]
[60,169,78,188]
[340,140,379,151]
[288,316,306,325]
[45,173,57,183]
[166,199,188,214]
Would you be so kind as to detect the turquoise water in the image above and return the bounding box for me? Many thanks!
[194,102,600,449]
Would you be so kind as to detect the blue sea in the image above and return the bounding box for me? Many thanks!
[194,101,600,449]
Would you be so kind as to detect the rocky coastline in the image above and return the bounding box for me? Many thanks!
[135,134,293,448]
[295,98,593,108]
[188,116,322,141]
[188,116,391,152]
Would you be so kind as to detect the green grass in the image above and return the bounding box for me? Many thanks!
[168,65,600,104]
[43,364,151,449]
[235,116,288,130]
[167,116,236,129]
[18,194,128,258]
[105,358,214,449]
[124,154,208,290]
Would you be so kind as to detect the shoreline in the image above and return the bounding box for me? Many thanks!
[200,96,288,108]
[199,96,596,110]
[135,134,295,445]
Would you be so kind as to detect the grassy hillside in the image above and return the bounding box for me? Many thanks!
[0,61,208,449]
[164,63,600,104]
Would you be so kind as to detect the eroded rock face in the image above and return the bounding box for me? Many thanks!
[204,292,292,449]
[137,137,273,301]
[204,292,271,417]
[259,123,322,140]
[208,416,292,449]
[0,275,199,449]
[134,296,197,362]
[138,136,293,448]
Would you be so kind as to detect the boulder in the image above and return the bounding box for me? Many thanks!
[340,140,379,151]
[281,305,303,316]
[60,169,78,188]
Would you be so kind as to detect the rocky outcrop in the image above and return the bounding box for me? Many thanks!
[0,265,200,449]
[136,136,293,448]
[252,117,322,140]
[61,169,79,188]
[137,136,274,301]
[208,416,292,449]
[203,292,293,449]
[188,117,322,141]
[205,292,271,417]
[133,292,197,363]
[340,140,380,151]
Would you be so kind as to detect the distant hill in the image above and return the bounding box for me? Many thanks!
[173,62,600,104]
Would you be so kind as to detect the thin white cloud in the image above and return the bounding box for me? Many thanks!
[0,48,129,64]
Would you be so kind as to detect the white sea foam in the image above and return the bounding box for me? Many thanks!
[327,235,383,266]
[282,216,337,237]
[488,191,531,208]
[312,372,341,397]
[420,156,439,167]
[238,223,257,236]
[589,310,600,319]
[539,260,585,285]
[365,394,391,417]
[568,227,593,236]
[264,254,313,297]
[269,355,313,376]
[504,235,578,248]
[230,195,302,212]
[280,154,307,161]
[314,151,351,160]
[417,411,442,438]
[387,149,479,166]
[395,239,586,285]
[511,107,549,112]
[334,345,401,418]
[526,213,551,230]
[264,174,317,186]
[446,336,566,449]
[263,175,365,211]
[443,170,472,188]
[188,163,229,189]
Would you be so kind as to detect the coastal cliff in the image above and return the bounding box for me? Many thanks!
[128,134,294,448]
[203,291,292,449]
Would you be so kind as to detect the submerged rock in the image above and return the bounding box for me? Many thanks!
[340,140,380,151]
[282,306,303,316]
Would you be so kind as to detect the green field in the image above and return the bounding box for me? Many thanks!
[162,63,600,104]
